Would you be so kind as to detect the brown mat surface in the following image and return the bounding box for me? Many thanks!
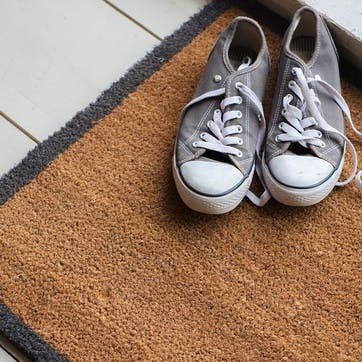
[1,6,362,362]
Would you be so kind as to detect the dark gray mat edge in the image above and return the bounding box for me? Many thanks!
[0,305,61,362]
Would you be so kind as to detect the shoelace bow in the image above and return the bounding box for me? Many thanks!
[182,60,269,206]
[191,58,255,158]
[277,67,362,191]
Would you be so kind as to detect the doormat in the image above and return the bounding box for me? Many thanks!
[0,1,361,361]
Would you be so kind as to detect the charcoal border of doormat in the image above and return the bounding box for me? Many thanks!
[0,305,65,362]
[0,1,229,361]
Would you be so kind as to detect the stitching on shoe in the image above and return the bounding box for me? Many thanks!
[184,99,216,145]
[223,21,236,73]
[319,144,339,165]
[307,12,321,68]
[184,76,228,146]
[268,58,291,142]
[245,71,251,153]
[180,140,193,156]
[309,73,334,151]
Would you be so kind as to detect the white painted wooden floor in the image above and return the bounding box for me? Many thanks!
[0,0,209,360]
[0,0,210,179]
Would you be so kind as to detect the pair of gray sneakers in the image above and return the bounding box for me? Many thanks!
[173,6,362,214]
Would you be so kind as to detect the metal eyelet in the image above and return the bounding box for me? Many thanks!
[275,135,280,143]
[291,68,297,76]
[238,138,243,145]
[213,74,222,83]
[320,141,326,148]
[288,80,295,88]
[237,126,243,133]
[200,132,206,139]
[236,111,242,119]
[236,151,243,158]
[192,142,198,148]
[317,131,322,138]
[278,123,284,130]
[281,109,286,116]
[237,96,243,104]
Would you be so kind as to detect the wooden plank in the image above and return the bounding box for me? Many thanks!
[109,0,211,39]
[0,0,159,141]
[0,348,16,362]
[0,114,36,177]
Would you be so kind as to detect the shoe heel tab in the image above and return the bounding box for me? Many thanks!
[295,5,340,62]
[230,17,268,47]
[282,5,323,61]
[229,16,263,32]
[207,16,268,63]
[293,5,320,18]
[230,16,269,67]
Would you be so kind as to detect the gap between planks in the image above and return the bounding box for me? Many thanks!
[101,0,163,41]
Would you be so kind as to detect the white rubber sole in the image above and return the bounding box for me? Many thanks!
[172,156,254,214]
[261,155,344,206]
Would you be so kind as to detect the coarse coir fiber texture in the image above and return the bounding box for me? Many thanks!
[1,5,362,362]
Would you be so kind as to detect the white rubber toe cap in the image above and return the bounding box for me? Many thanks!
[269,155,334,188]
[180,159,244,196]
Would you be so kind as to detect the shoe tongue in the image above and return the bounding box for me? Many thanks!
[225,56,252,98]
[199,156,223,163]
[199,153,233,165]
[200,58,253,166]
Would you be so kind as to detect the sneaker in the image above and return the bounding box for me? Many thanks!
[172,17,270,214]
[262,6,362,206]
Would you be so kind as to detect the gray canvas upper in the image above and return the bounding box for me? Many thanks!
[265,6,344,170]
[175,17,270,178]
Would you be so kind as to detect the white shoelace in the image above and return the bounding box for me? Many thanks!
[186,83,266,159]
[182,69,269,205]
[276,67,362,191]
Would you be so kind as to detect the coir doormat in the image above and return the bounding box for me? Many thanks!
[0,1,361,361]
